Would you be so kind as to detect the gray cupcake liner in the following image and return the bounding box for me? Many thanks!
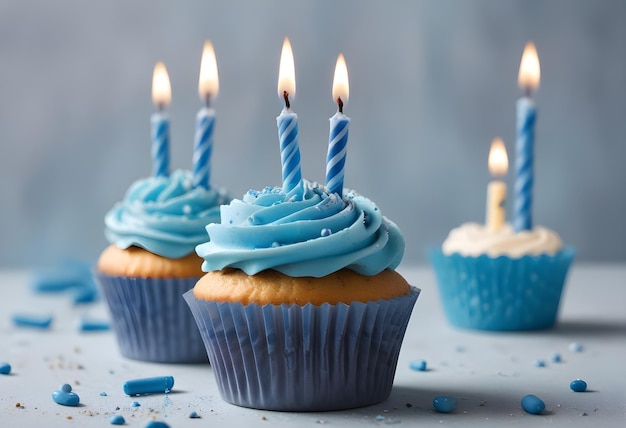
[429,247,575,331]
[94,271,208,363]
[184,286,420,411]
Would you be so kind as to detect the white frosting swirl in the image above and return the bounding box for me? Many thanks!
[442,222,563,258]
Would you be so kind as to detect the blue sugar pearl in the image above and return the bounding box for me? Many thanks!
[533,359,546,367]
[52,385,80,406]
[0,362,11,375]
[100,392,107,396]
[123,376,175,396]
[433,395,457,413]
[189,411,200,418]
[321,228,332,237]
[569,342,583,352]
[130,401,141,407]
[409,360,427,371]
[521,394,545,415]
[110,415,125,425]
[552,353,562,363]
[570,379,588,392]
[145,421,170,428]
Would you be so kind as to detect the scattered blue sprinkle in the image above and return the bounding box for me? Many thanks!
[123,376,175,396]
[533,359,546,368]
[409,360,427,371]
[12,313,53,329]
[0,362,11,375]
[321,228,332,237]
[569,342,583,352]
[552,353,562,363]
[130,401,141,407]
[433,395,457,413]
[521,394,545,415]
[570,379,588,392]
[145,421,170,428]
[52,384,80,406]
[375,415,385,421]
[100,392,108,396]
[78,317,111,332]
[189,411,200,418]
[110,415,125,425]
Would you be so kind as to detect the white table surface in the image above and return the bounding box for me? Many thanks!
[1,264,625,427]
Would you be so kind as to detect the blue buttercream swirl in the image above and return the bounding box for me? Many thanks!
[195,180,404,277]
[105,169,230,258]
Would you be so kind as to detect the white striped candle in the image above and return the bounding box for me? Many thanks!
[276,37,302,197]
[325,53,350,197]
[151,61,171,178]
[514,42,540,232]
[193,40,219,189]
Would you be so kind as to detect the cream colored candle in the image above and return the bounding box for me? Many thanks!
[486,137,509,231]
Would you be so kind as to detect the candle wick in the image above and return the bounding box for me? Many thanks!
[337,97,343,114]
[157,102,165,112]
[523,86,532,98]
[205,93,211,108]
[283,91,291,110]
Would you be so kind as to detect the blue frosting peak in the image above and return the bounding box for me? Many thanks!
[196,180,404,277]
[105,169,230,258]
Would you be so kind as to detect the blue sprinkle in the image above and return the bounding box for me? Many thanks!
[321,228,332,237]
[145,421,170,428]
[521,394,545,414]
[189,411,200,418]
[569,342,583,352]
[100,392,108,396]
[130,401,141,407]
[12,313,53,329]
[433,395,457,413]
[409,360,427,371]
[0,362,11,375]
[375,415,385,421]
[123,376,175,396]
[552,353,562,363]
[570,379,588,392]
[533,359,546,367]
[78,317,110,332]
[73,286,99,304]
[110,415,125,425]
[52,384,80,406]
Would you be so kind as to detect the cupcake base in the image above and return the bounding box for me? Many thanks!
[94,272,208,363]
[184,287,420,411]
[429,247,575,331]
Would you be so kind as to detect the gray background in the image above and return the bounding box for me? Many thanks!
[1,0,624,269]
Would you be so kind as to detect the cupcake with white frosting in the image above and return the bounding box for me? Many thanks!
[430,222,575,331]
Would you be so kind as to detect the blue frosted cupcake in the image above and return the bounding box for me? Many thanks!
[94,169,230,363]
[430,222,575,331]
[185,180,419,411]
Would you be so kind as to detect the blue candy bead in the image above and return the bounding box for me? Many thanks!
[552,353,562,363]
[521,394,545,414]
[570,379,587,392]
[123,376,174,396]
[533,359,546,367]
[189,411,200,418]
[145,421,170,428]
[569,342,583,352]
[0,362,11,375]
[409,359,427,371]
[130,401,141,407]
[433,395,457,413]
[110,415,125,425]
[52,387,80,406]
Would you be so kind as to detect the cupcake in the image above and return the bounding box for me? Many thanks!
[184,180,419,411]
[430,222,575,331]
[95,169,230,363]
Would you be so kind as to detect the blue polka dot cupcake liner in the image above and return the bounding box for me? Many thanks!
[184,286,420,411]
[94,272,208,363]
[429,247,575,331]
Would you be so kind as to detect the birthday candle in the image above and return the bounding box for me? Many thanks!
[193,40,219,189]
[276,37,303,197]
[486,137,509,231]
[151,61,171,178]
[325,53,350,197]
[514,41,540,232]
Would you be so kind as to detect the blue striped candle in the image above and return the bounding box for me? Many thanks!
[326,111,350,196]
[150,111,169,178]
[514,97,535,231]
[277,107,302,195]
[150,61,171,178]
[192,107,215,189]
[514,42,540,232]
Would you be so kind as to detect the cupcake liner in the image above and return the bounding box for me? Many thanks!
[184,286,420,411]
[429,247,575,331]
[94,271,208,363]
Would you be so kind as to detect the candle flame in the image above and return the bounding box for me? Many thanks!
[277,37,296,100]
[198,40,219,102]
[488,137,509,177]
[152,61,172,107]
[518,41,540,92]
[332,53,349,104]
